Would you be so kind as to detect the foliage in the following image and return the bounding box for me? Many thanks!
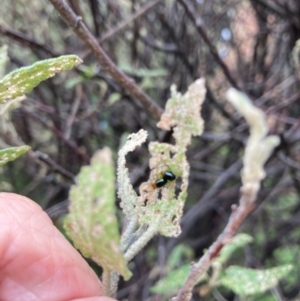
[117,130,147,221]
[227,88,280,202]
[216,233,253,265]
[151,233,293,298]
[167,244,194,270]
[150,264,206,295]
[136,79,206,237]
[0,55,82,104]
[64,148,131,280]
[150,244,195,295]
[221,264,293,296]
[1,0,300,300]
[0,146,30,166]
[0,54,82,167]
[150,234,252,297]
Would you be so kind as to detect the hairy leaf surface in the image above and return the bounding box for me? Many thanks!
[0,55,82,104]
[217,233,253,264]
[137,79,206,237]
[0,146,30,166]
[221,264,293,296]
[64,148,131,280]
[151,264,205,295]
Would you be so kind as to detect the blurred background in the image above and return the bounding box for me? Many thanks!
[0,0,300,300]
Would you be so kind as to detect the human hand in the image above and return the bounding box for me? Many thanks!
[0,193,117,301]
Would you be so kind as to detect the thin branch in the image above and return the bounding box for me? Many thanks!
[173,87,281,301]
[34,151,76,181]
[206,85,240,126]
[252,0,286,17]
[255,76,296,106]
[21,107,90,163]
[88,0,101,37]
[266,91,300,114]
[44,199,69,219]
[0,24,59,57]
[139,35,180,54]
[173,198,256,301]
[177,0,240,90]
[158,12,195,75]
[124,222,159,262]
[47,0,163,120]
[99,0,162,43]
[64,84,82,139]
[168,159,242,250]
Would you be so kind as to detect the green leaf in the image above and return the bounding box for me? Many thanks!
[118,130,147,220]
[158,79,206,139]
[108,92,121,105]
[273,245,300,289]
[216,233,253,264]
[151,264,206,295]
[0,146,31,166]
[221,264,293,296]
[64,76,83,89]
[151,264,189,295]
[64,148,132,280]
[0,55,82,104]
[167,244,194,270]
[136,79,206,238]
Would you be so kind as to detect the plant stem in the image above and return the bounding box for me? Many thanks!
[124,222,159,262]
[102,269,112,296]
[178,0,240,90]
[120,217,138,252]
[172,198,255,301]
[109,271,120,297]
[47,0,163,120]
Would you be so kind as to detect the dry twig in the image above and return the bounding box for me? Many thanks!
[47,0,163,120]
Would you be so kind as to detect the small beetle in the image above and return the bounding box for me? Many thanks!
[153,170,176,189]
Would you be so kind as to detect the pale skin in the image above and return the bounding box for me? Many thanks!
[0,193,117,301]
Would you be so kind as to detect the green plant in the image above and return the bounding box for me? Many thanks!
[151,234,293,299]
[63,80,292,300]
[0,56,291,300]
[65,78,206,296]
[1,1,299,299]
[0,52,82,168]
[0,50,293,301]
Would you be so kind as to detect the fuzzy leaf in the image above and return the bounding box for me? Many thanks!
[64,148,132,280]
[0,55,82,104]
[137,195,183,237]
[117,129,148,220]
[136,79,206,237]
[151,264,190,295]
[151,264,206,295]
[167,244,194,270]
[217,233,253,264]
[226,89,280,201]
[157,78,206,146]
[0,146,30,166]
[221,264,293,296]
